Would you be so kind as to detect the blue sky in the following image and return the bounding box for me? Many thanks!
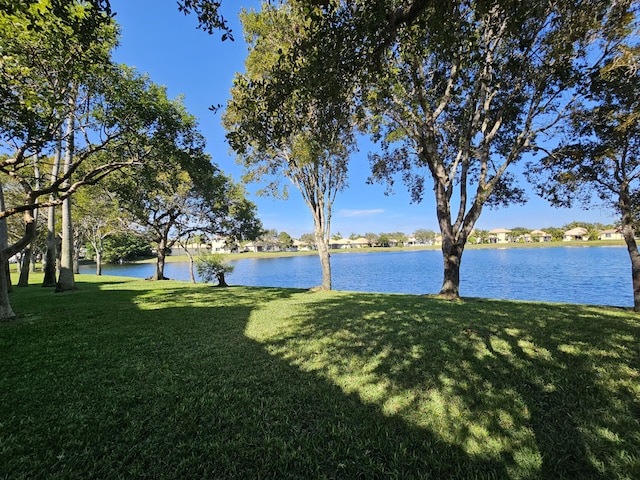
[110,0,615,238]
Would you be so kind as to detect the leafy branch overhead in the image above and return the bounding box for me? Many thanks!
[177,0,233,40]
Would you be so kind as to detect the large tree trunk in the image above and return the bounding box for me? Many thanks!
[311,193,333,291]
[0,182,11,295]
[56,195,76,292]
[19,156,41,287]
[619,189,640,311]
[0,251,15,320]
[152,239,168,280]
[216,272,228,287]
[440,239,464,299]
[95,239,103,276]
[43,137,62,287]
[155,254,167,280]
[17,245,32,287]
[433,178,483,299]
[435,180,464,298]
[622,228,640,312]
[315,232,332,291]
[73,234,82,275]
[0,207,39,321]
[42,223,58,286]
[56,105,76,293]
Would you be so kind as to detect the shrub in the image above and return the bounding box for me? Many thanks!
[195,253,235,287]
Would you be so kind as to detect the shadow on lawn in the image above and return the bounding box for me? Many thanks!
[3,281,506,479]
[250,293,640,479]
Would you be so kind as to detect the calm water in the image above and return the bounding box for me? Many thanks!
[80,246,632,307]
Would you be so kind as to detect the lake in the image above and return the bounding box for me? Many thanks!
[79,246,632,308]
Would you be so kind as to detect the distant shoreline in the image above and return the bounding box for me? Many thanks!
[133,239,626,264]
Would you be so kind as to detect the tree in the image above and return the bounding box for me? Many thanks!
[195,253,235,287]
[364,232,379,246]
[388,231,407,246]
[252,1,628,299]
[299,232,316,248]
[98,233,152,264]
[542,227,565,242]
[223,2,356,291]
[74,186,124,275]
[176,0,232,39]
[0,0,117,317]
[42,146,63,287]
[16,212,47,286]
[261,229,279,246]
[0,0,215,317]
[360,0,622,299]
[510,227,531,243]
[468,229,487,245]
[176,232,210,283]
[528,33,640,309]
[111,98,261,281]
[413,228,436,245]
[278,231,294,250]
[0,175,46,286]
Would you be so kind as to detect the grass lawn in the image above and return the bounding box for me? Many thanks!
[1,274,638,479]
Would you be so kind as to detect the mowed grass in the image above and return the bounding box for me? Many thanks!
[1,274,639,479]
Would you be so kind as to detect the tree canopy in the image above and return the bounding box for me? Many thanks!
[241,0,634,298]
[223,1,357,290]
[0,0,238,318]
[526,12,640,308]
[110,96,261,280]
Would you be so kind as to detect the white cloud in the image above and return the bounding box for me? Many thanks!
[338,209,385,218]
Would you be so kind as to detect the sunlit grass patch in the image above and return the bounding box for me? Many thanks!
[246,291,640,478]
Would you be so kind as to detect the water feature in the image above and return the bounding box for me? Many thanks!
[79,246,632,307]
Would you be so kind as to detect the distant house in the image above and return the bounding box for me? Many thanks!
[406,235,428,246]
[243,240,280,253]
[407,235,433,246]
[329,238,352,249]
[174,242,210,256]
[488,228,512,244]
[210,236,237,253]
[514,232,532,243]
[293,239,314,251]
[530,230,552,242]
[598,228,624,241]
[242,241,264,253]
[329,237,372,249]
[351,237,371,248]
[563,227,589,241]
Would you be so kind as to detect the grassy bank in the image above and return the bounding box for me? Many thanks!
[2,274,638,479]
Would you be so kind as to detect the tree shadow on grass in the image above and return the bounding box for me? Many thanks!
[248,292,640,479]
[2,281,505,479]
